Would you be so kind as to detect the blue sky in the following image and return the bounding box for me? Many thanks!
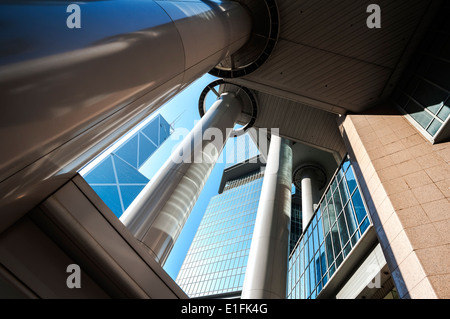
[138,73,228,279]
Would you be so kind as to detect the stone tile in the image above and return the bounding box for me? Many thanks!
[389,230,414,266]
[395,126,417,139]
[389,190,420,211]
[360,131,379,144]
[425,164,450,183]
[411,184,445,205]
[388,150,413,165]
[380,133,401,146]
[403,171,433,189]
[415,245,450,277]
[375,196,395,225]
[383,212,404,244]
[375,126,395,139]
[408,277,437,299]
[401,133,427,149]
[384,140,406,156]
[404,223,442,250]
[435,179,450,198]
[396,206,430,229]
[421,199,450,223]
[436,146,450,163]
[368,145,389,160]
[383,177,410,196]
[358,124,375,138]
[415,153,446,170]
[396,159,422,177]
[434,219,450,245]
[428,274,450,299]
[372,183,388,209]
[363,138,383,152]
[372,156,395,171]
[378,166,402,182]
[365,168,380,194]
[396,251,427,295]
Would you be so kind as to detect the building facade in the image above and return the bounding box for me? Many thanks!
[177,167,264,298]
[80,114,172,218]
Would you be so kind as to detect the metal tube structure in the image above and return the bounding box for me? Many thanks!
[121,92,243,265]
[0,0,251,231]
[241,135,293,299]
[300,168,318,232]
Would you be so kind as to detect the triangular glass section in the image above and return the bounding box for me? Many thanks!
[114,134,139,169]
[159,116,171,144]
[120,185,146,211]
[138,132,157,168]
[91,185,123,218]
[112,155,149,184]
[83,155,116,184]
[141,117,160,145]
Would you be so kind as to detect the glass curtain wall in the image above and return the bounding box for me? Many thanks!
[287,155,371,299]
[176,170,264,297]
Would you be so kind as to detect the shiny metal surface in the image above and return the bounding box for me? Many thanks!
[0,0,251,230]
[241,135,292,299]
[120,92,243,265]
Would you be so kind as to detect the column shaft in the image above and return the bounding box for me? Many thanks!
[241,135,293,299]
[121,93,242,264]
[300,168,319,231]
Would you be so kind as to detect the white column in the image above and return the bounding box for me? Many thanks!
[300,167,318,232]
[120,92,242,265]
[241,135,293,299]
[294,165,325,232]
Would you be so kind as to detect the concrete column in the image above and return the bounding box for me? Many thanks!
[121,92,243,265]
[241,135,293,299]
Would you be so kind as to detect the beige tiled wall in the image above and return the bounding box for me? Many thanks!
[339,106,450,299]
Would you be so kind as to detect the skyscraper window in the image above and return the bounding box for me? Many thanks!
[79,114,172,218]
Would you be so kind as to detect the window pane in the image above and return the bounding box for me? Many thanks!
[345,167,357,194]
[426,118,442,136]
[338,178,350,204]
[337,213,350,247]
[352,189,367,224]
[437,104,450,121]
[325,234,334,268]
[406,100,433,129]
[331,223,341,257]
[344,201,358,236]
[333,188,343,215]
[360,218,370,235]
[322,205,330,234]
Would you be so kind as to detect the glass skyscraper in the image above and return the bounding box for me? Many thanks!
[176,167,264,298]
[80,114,172,218]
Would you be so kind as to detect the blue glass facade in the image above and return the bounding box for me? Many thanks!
[176,170,264,297]
[81,114,172,218]
[287,156,371,299]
